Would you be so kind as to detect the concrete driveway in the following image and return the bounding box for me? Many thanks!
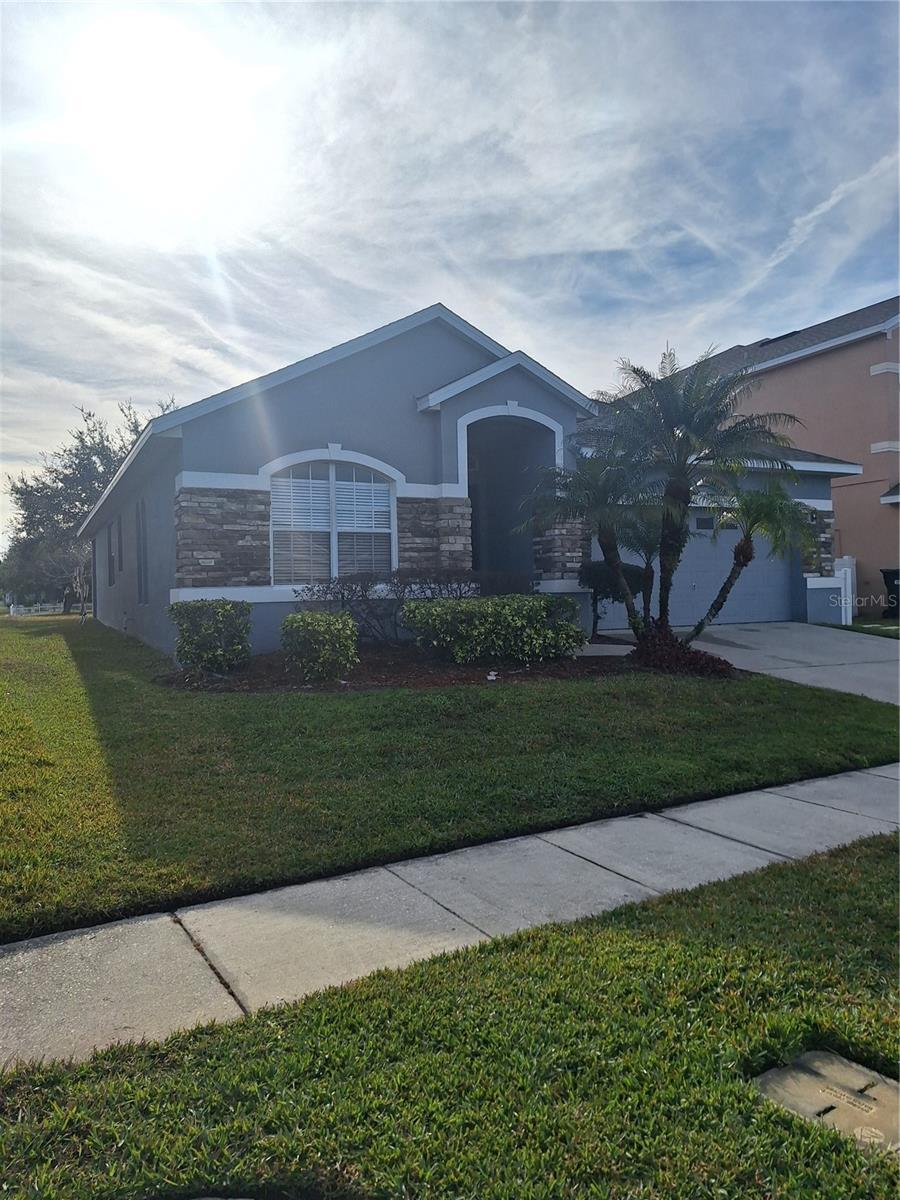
[691,622,899,704]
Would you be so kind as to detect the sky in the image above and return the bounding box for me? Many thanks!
[1,1,898,538]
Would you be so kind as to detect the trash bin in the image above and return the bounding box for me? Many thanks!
[881,568,899,618]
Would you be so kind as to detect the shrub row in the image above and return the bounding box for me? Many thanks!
[403,595,584,665]
[169,593,585,676]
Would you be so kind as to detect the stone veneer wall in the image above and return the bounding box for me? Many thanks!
[805,509,835,576]
[397,498,472,572]
[174,488,271,587]
[533,520,589,582]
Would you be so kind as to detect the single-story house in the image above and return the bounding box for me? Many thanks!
[78,304,861,654]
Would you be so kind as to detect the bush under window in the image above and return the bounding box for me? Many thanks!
[168,600,251,673]
[402,594,584,665]
[281,610,360,681]
[304,570,534,643]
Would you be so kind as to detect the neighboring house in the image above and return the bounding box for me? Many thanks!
[705,297,900,613]
[78,304,859,653]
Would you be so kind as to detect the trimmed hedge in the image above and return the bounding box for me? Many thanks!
[402,594,585,664]
[281,610,360,681]
[168,599,251,673]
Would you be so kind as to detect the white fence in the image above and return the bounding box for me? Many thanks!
[8,602,69,616]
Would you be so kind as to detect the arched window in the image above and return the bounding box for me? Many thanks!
[270,461,393,583]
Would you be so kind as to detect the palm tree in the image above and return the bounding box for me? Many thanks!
[587,350,799,631]
[529,451,651,636]
[616,505,663,623]
[685,485,814,643]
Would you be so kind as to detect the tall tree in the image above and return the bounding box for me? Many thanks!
[3,399,174,603]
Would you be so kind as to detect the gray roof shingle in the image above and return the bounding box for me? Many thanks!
[702,296,899,376]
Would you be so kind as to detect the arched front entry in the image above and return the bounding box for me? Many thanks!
[466,416,557,576]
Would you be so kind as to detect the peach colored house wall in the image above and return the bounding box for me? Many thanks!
[740,331,899,611]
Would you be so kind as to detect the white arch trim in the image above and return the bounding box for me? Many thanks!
[176,447,456,498]
[455,403,565,493]
[259,446,407,483]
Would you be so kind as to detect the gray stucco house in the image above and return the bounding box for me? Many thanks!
[79,304,861,654]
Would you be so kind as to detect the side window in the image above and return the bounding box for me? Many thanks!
[117,514,124,568]
[695,515,714,531]
[136,499,149,604]
[106,523,116,585]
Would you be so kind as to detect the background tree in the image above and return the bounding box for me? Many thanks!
[2,398,174,604]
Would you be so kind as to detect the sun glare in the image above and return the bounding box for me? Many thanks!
[50,10,283,248]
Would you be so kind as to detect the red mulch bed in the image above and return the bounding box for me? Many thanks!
[156,641,638,693]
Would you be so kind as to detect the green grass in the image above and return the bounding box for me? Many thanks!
[850,617,900,639]
[2,615,898,943]
[2,836,897,1199]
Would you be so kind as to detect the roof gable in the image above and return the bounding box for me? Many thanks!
[416,350,594,413]
[77,303,510,537]
[151,303,509,438]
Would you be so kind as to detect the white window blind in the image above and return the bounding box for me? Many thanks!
[271,462,394,583]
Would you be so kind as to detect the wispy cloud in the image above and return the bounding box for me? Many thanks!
[1,1,897,534]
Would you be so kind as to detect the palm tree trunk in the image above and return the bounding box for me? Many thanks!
[641,563,654,622]
[657,484,690,629]
[596,525,643,637]
[685,537,754,643]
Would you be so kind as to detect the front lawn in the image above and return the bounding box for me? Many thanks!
[2,836,896,1199]
[850,617,900,639]
[1,616,896,943]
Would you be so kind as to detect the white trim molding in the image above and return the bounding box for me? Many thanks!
[175,471,267,492]
[536,579,588,593]
[870,362,900,376]
[176,454,472,501]
[170,586,300,603]
[870,441,900,454]
[786,459,862,475]
[805,576,842,588]
[259,445,407,484]
[418,350,594,414]
[455,403,566,494]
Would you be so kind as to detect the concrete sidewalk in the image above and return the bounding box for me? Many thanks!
[2,763,897,1066]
